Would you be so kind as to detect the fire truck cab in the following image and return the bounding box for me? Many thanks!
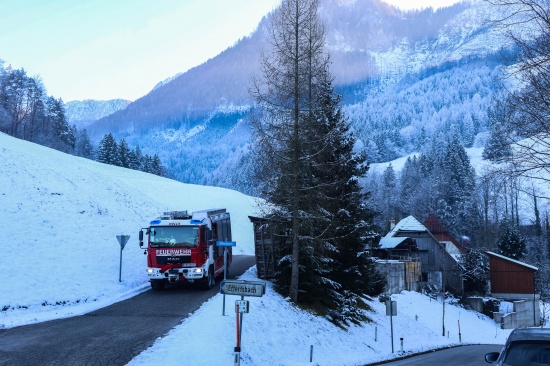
[139,208,232,290]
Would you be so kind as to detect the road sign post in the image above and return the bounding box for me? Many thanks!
[386,300,397,353]
[220,280,265,365]
[217,241,236,316]
[116,235,130,282]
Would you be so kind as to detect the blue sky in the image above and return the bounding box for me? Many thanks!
[0,0,459,102]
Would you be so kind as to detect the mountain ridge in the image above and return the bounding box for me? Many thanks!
[84,0,515,195]
[66,99,131,129]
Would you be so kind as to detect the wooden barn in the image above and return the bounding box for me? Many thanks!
[485,251,540,328]
[379,216,464,295]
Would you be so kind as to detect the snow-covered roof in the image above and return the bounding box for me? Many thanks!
[485,251,539,271]
[385,215,427,238]
[379,236,408,249]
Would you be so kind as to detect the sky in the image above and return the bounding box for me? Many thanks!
[0,0,460,103]
[0,131,522,365]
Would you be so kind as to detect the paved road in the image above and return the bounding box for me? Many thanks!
[367,344,504,366]
[0,255,256,366]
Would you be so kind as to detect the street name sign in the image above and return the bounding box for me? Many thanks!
[220,280,266,297]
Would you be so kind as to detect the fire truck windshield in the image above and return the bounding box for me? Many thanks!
[149,226,199,248]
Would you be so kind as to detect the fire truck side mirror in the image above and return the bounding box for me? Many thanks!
[138,230,143,247]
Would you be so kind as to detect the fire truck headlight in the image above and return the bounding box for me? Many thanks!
[193,268,203,273]
[147,269,154,274]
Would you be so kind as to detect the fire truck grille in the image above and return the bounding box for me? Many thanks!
[156,255,191,265]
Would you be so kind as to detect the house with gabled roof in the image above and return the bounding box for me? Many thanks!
[377,215,464,295]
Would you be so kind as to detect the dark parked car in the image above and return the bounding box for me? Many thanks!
[485,328,550,365]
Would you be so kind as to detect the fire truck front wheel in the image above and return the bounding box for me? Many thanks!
[202,266,215,290]
[150,279,166,291]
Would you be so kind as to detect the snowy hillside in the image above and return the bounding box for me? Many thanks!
[3,132,546,366]
[0,132,260,328]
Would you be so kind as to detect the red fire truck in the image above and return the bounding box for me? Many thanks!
[138,209,232,290]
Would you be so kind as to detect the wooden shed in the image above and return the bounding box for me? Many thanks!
[485,251,538,295]
[485,251,540,328]
[248,216,278,279]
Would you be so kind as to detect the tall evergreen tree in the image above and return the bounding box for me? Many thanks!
[250,0,382,324]
[150,154,164,176]
[398,156,422,218]
[142,154,153,173]
[46,97,75,152]
[75,128,94,159]
[460,248,489,294]
[443,137,478,236]
[128,146,143,171]
[482,121,512,162]
[381,164,398,224]
[312,68,384,323]
[24,77,46,142]
[117,138,130,168]
[497,224,527,261]
[96,133,118,165]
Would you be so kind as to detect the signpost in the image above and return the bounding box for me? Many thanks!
[217,241,236,316]
[386,300,397,353]
[220,280,265,366]
[116,235,130,282]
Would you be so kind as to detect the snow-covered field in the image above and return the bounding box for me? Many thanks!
[0,132,260,328]
[0,132,523,365]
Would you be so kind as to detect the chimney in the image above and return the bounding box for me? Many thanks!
[390,219,395,230]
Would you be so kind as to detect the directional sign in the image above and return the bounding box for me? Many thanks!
[220,280,265,297]
[116,235,130,250]
[217,241,236,247]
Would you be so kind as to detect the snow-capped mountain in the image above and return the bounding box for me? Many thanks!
[85,0,516,195]
[65,99,131,129]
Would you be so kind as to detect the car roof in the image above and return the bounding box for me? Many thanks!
[507,328,550,343]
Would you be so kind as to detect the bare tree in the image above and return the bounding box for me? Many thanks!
[1,68,33,137]
[250,0,328,304]
[487,0,550,186]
